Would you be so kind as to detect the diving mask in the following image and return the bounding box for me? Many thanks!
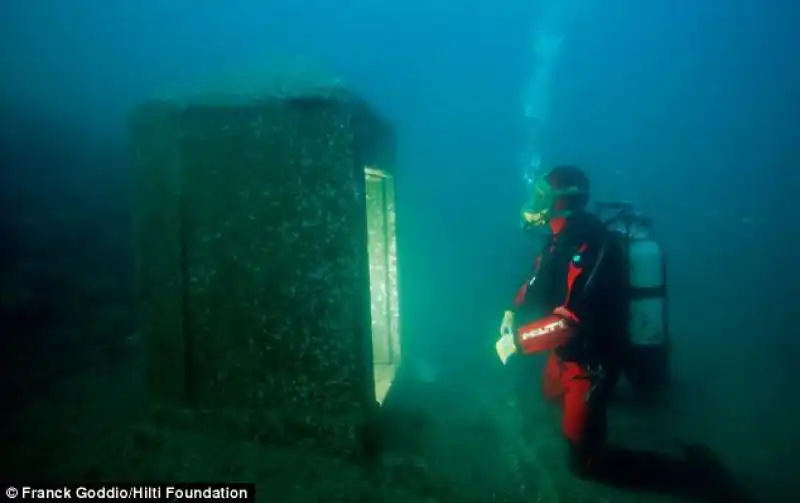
[520,177,556,229]
[520,175,587,230]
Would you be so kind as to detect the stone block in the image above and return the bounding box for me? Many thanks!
[132,76,397,456]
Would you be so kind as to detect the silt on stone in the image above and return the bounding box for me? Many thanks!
[131,70,401,456]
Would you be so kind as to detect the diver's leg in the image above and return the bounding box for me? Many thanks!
[542,351,564,402]
[558,361,608,474]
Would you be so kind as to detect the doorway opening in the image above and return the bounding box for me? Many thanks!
[364,166,401,405]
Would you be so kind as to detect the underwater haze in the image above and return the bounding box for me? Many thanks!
[1,0,798,502]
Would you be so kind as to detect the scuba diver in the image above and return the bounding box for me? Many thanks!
[494,165,759,502]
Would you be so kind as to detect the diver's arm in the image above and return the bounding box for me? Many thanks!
[512,281,528,310]
[496,268,535,361]
[516,308,578,354]
[499,286,525,334]
[500,260,538,336]
[515,241,606,354]
[510,238,552,313]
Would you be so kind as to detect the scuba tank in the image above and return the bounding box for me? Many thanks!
[596,201,670,392]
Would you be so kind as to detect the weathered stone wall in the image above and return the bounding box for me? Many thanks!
[132,79,394,456]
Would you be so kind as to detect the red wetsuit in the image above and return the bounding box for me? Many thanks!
[511,210,627,456]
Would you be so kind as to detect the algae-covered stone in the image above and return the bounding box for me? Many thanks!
[132,71,394,456]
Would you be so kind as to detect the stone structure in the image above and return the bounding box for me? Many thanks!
[131,74,396,456]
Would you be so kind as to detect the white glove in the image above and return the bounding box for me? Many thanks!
[499,310,515,338]
[495,332,517,365]
[496,310,517,365]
